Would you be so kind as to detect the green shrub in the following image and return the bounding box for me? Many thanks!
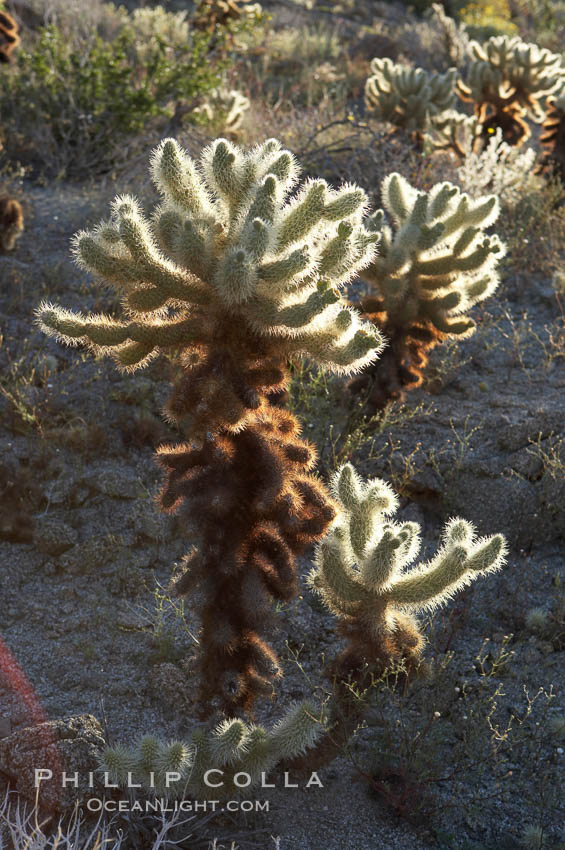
[0,12,229,177]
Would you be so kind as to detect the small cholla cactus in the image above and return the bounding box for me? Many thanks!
[37,137,383,714]
[128,7,190,64]
[310,463,507,677]
[0,197,24,252]
[539,86,565,179]
[293,463,507,768]
[192,0,262,49]
[194,87,250,133]
[0,11,20,64]
[349,173,506,411]
[429,3,469,67]
[102,702,322,798]
[456,35,564,146]
[425,109,482,160]
[365,58,456,143]
[524,606,551,635]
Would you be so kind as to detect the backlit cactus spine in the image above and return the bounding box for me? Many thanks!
[456,35,564,146]
[365,58,456,145]
[37,137,384,714]
[102,702,322,798]
[349,173,506,411]
[289,463,507,768]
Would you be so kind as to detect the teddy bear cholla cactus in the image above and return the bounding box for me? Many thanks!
[349,173,505,412]
[365,58,456,142]
[193,0,261,40]
[456,35,564,146]
[37,137,383,714]
[425,110,483,160]
[102,701,322,799]
[289,463,507,768]
[194,87,250,133]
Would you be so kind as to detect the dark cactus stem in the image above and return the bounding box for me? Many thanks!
[0,11,20,63]
[284,608,425,771]
[158,336,337,714]
[477,104,531,147]
[347,298,443,413]
[539,102,565,180]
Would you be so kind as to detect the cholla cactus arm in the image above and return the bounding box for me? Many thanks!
[365,58,456,136]
[101,702,323,798]
[37,138,384,715]
[350,172,505,411]
[310,463,507,640]
[288,463,507,772]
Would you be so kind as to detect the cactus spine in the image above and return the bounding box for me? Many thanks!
[37,137,383,714]
[349,173,506,411]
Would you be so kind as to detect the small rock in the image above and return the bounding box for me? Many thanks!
[33,517,77,556]
[0,714,106,812]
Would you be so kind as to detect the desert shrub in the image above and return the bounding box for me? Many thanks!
[0,8,233,177]
[457,0,518,38]
[457,128,539,203]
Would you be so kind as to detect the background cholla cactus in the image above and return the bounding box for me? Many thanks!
[349,173,506,412]
[456,35,564,146]
[292,463,507,768]
[0,10,20,63]
[429,3,470,68]
[37,137,384,714]
[194,87,250,134]
[0,196,24,252]
[539,86,565,180]
[102,701,322,799]
[192,0,262,51]
[364,58,456,142]
[425,109,482,160]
